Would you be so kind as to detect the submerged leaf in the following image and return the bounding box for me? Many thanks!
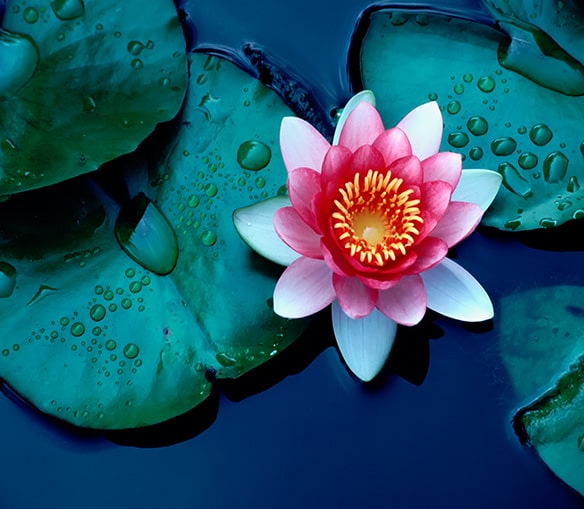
[0,53,307,429]
[500,285,584,495]
[0,0,187,195]
[358,8,584,230]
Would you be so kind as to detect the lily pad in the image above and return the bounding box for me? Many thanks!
[500,285,584,495]
[0,0,188,195]
[0,52,306,429]
[358,8,584,230]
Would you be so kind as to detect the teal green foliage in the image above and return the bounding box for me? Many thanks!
[359,9,584,230]
[0,53,305,429]
[500,286,584,495]
[0,0,188,195]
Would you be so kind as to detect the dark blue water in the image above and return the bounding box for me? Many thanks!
[1,1,583,507]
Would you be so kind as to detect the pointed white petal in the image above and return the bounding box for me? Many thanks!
[332,90,376,145]
[452,169,502,211]
[397,101,442,160]
[233,197,300,266]
[332,301,398,382]
[421,258,494,322]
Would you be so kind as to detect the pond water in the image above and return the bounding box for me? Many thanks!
[1,0,583,507]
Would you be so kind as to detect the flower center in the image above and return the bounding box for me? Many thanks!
[332,169,424,266]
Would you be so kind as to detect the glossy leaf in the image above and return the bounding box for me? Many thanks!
[0,53,307,429]
[0,0,187,195]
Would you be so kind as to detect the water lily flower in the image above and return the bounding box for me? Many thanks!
[234,91,502,381]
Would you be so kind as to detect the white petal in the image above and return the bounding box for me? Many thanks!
[233,197,300,266]
[421,258,494,322]
[397,101,442,160]
[452,169,502,211]
[332,90,376,145]
[331,301,398,382]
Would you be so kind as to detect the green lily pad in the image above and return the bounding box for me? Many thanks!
[359,9,584,230]
[0,0,188,196]
[500,285,584,495]
[0,52,305,429]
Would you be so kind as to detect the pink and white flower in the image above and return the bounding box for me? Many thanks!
[234,91,501,381]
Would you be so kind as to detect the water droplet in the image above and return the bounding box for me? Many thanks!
[477,76,495,92]
[115,193,178,275]
[0,29,39,100]
[446,100,461,115]
[255,177,266,189]
[529,124,553,146]
[23,7,39,23]
[518,152,538,170]
[108,303,117,312]
[82,95,96,113]
[124,268,135,278]
[187,194,200,208]
[205,183,218,197]
[51,0,85,20]
[90,304,106,322]
[129,281,142,293]
[542,151,568,183]
[200,230,217,246]
[389,12,408,26]
[469,147,484,161]
[539,218,557,228]
[145,40,154,50]
[70,322,85,337]
[447,132,469,148]
[123,343,139,359]
[573,209,584,220]
[94,285,104,295]
[504,217,522,230]
[216,352,236,367]
[0,262,16,298]
[427,92,438,101]
[140,275,151,286]
[453,84,464,95]
[499,162,532,198]
[415,14,429,26]
[567,176,580,193]
[462,73,473,83]
[121,298,132,309]
[491,137,517,156]
[466,116,488,136]
[103,290,114,301]
[237,141,272,171]
[2,349,9,357]
[131,59,143,70]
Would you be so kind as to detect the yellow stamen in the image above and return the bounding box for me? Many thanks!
[331,169,424,267]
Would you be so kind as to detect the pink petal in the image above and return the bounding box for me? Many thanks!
[288,167,321,231]
[274,207,322,259]
[422,152,462,188]
[430,201,483,247]
[333,90,376,145]
[372,128,412,167]
[333,274,378,319]
[274,257,335,318]
[397,102,443,160]
[320,238,354,277]
[421,180,453,221]
[388,155,423,185]
[280,117,330,172]
[357,273,402,291]
[321,145,353,184]
[376,275,427,326]
[338,101,385,152]
[331,302,397,382]
[349,145,386,176]
[405,237,448,274]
